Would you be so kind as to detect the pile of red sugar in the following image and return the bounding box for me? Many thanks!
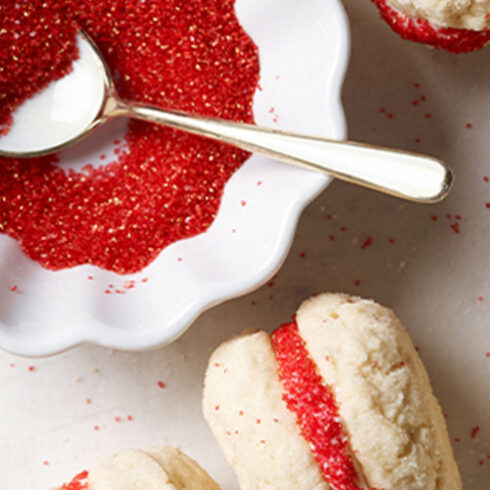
[0,0,259,273]
[373,0,490,53]
[61,470,89,490]
[272,322,367,490]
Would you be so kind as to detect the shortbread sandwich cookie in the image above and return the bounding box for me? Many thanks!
[372,0,490,53]
[203,293,462,489]
[56,446,219,490]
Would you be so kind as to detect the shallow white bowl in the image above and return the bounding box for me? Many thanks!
[0,0,349,357]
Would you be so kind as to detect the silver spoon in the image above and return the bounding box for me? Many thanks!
[0,32,452,203]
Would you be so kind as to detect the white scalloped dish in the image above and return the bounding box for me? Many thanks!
[0,0,349,356]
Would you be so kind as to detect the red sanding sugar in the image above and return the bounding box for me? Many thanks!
[0,0,259,274]
[272,322,367,490]
[61,470,89,490]
[373,0,490,54]
[0,1,79,134]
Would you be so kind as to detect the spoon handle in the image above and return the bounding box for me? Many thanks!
[124,104,452,203]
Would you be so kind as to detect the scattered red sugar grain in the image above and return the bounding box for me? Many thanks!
[10,285,18,292]
[272,322,367,489]
[372,0,490,53]
[354,280,361,286]
[86,398,92,404]
[454,437,461,443]
[450,222,461,234]
[431,215,438,221]
[478,296,484,302]
[299,252,306,258]
[157,381,166,389]
[43,460,49,466]
[127,415,133,421]
[471,426,480,439]
[466,123,473,129]
[62,470,89,490]
[486,203,490,209]
[361,236,373,249]
[93,425,100,431]
[484,176,489,183]
[0,0,260,274]
[28,365,36,372]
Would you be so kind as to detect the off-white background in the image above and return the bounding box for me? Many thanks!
[1,1,489,488]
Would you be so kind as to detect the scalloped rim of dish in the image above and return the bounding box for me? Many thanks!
[0,0,350,357]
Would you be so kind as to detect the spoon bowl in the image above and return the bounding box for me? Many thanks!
[0,31,453,203]
[0,33,110,157]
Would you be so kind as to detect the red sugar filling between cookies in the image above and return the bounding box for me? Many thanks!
[271,322,368,490]
[0,0,259,274]
[373,0,490,53]
[61,470,89,490]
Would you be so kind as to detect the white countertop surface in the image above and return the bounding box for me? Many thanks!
[1,1,489,488]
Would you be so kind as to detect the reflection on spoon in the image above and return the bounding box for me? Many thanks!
[0,32,453,203]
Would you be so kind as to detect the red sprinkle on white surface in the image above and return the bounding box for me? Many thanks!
[361,236,373,249]
[471,426,480,439]
[157,381,166,389]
